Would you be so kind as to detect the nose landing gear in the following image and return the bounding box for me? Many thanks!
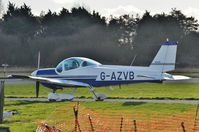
[48,88,77,101]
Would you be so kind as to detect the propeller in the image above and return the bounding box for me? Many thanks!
[36,81,40,98]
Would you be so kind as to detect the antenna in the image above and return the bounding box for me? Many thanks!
[130,54,137,66]
[37,51,40,69]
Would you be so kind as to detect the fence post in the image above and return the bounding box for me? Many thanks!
[88,114,94,132]
[181,122,185,132]
[73,102,81,132]
[193,104,199,131]
[133,120,137,132]
[0,81,5,124]
[120,117,123,132]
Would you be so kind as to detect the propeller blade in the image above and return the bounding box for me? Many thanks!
[36,81,40,98]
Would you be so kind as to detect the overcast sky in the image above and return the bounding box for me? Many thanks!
[2,0,199,20]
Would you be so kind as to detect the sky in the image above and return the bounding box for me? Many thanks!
[2,0,199,20]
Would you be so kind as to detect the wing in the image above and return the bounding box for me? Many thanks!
[8,75,90,87]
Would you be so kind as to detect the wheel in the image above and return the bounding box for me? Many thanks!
[60,98,74,101]
[94,93,107,101]
[49,99,56,102]
[95,97,104,101]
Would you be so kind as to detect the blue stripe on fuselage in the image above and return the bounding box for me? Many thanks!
[37,69,58,76]
[70,79,162,87]
[41,78,162,88]
[162,41,178,45]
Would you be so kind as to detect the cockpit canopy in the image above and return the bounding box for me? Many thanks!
[56,57,101,73]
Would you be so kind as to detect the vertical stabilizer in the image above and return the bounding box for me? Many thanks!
[149,41,178,72]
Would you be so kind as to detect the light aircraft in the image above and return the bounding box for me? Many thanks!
[10,40,189,101]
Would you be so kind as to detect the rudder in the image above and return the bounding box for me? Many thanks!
[149,41,178,72]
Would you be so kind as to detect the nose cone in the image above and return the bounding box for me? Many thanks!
[31,70,38,76]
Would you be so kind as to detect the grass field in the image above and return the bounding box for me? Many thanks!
[4,83,199,99]
[2,82,199,131]
[0,101,68,131]
[0,101,197,131]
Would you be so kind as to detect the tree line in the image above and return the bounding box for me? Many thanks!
[0,2,198,68]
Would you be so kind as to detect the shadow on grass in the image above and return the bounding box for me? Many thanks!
[122,102,146,106]
[2,120,33,124]
[4,100,58,106]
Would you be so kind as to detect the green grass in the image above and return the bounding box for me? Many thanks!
[0,101,197,131]
[4,83,199,99]
[81,101,196,113]
[5,84,52,98]
[182,74,199,78]
[0,101,70,132]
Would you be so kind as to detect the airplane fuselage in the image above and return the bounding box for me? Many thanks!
[33,65,166,88]
[11,41,186,101]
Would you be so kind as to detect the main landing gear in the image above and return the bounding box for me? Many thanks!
[48,86,107,101]
[88,86,107,101]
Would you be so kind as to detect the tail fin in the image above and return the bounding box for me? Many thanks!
[149,41,178,72]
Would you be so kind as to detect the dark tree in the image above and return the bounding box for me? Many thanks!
[0,3,198,68]
[1,3,39,66]
[2,3,39,39]
[170,8,198,34]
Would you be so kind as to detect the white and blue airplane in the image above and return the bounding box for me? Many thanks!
[10,40,189,101]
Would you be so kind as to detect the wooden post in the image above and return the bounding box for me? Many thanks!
[181,122,185,132]
[120,117,123,132]
[0,81,5,124]
[133,120,137,132]
[73,102,81,132]
[73,106,77,132]
[88,114,94,132]
[193,104,199,131]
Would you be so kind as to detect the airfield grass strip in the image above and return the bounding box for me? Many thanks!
[38,102,199,131]
[0,101,197,131]
[4,83,199,100]
[0,101,69,132]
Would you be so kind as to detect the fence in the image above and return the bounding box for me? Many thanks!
[37,103,199,132]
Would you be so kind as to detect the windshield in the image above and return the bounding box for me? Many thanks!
[56,63,63,73]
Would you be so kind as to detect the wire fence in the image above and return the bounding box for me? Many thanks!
[37,103,199,132]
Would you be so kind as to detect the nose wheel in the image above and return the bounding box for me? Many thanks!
[48,88,77,101]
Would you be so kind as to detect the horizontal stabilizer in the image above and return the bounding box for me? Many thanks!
[170,75,190,80]
[163,75,190,80]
